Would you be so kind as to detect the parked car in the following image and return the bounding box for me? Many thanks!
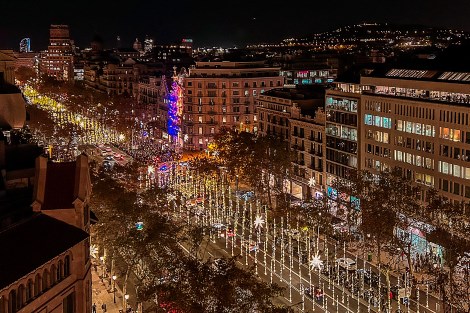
[335,257,357,271]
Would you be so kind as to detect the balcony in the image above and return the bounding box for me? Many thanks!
[208,110,216,115]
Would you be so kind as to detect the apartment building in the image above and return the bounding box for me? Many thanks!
[182,61,283,150]
[0,150,92,313]
[324,79,363,216]
[136,75,170,139]
[256,85,326,199]
[39,25,74,81]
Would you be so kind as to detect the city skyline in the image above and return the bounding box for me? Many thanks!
[1,0,470,50]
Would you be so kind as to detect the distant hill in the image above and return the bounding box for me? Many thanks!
[279,22,470,50]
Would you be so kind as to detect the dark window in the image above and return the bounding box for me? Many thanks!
[442,179,449,192]
[63,292,75,313]
[465,186,470,198]
[8,290,17,313]
[64,255,71,276]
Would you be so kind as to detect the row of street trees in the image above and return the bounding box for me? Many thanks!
[89,162,293,312]
[302,168,470,313]
[203,128,470,312]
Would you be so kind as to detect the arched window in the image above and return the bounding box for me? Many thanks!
[64,255,71,277]
[26,279,33,302]
[58,260,64,281]
[34,274,41,296]
[42,270,49,291]
[50,265,57,285]
[8,290,17,313]
[17,285,25,309]
[0,295,5,313]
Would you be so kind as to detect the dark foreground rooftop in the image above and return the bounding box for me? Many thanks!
[0,213,88,289]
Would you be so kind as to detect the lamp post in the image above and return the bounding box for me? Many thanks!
[99,256,105,280]
[112,275,117,303]
[124,294,129,311]
[235,174,239,193]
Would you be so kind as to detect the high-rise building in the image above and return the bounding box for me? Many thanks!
[144,35,154,54]
[19,38,31,53]
[39,24,74,81]
[181,61,284,150]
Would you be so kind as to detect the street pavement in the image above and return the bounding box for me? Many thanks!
[91,260,125,313]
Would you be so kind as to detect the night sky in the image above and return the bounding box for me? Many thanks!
[1,0,470,50]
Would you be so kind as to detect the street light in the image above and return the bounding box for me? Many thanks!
[124,294,129,311]
[99,256,105,280]
[112,275,117,303]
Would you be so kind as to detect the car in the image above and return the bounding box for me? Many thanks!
[335,257,357,271]
[105,155,114,161]
[211,222,226,230]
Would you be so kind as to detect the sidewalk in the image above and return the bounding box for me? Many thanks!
[91,262,124,313]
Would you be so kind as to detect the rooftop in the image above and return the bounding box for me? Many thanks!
[0,213,88,290]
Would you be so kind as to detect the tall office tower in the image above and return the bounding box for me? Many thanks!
[19,38,31,53]
[181,60,283,151]
[324,76,363,218]
[144,35,154,54]
[39,24,74,81]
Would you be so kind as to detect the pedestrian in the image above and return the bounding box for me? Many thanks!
[92,303,97,313]
[102,303,107,312]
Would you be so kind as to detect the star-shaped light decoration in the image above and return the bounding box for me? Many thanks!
[308,177,316,188]
[309,253,324,271]
[253,215,265,229]
[167,194,176,202]
[90,244,98,259]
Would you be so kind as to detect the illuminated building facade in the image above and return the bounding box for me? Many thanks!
[256,86,326,199]
[137,75,169,140]
[39,25,74,81]
[144,36,154,54]
[324,79,363,217]
[167,69,186,146]
[183,61,283,150]
[280,68,337,86]
[19,38,31,53]
[361,68,470,204]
